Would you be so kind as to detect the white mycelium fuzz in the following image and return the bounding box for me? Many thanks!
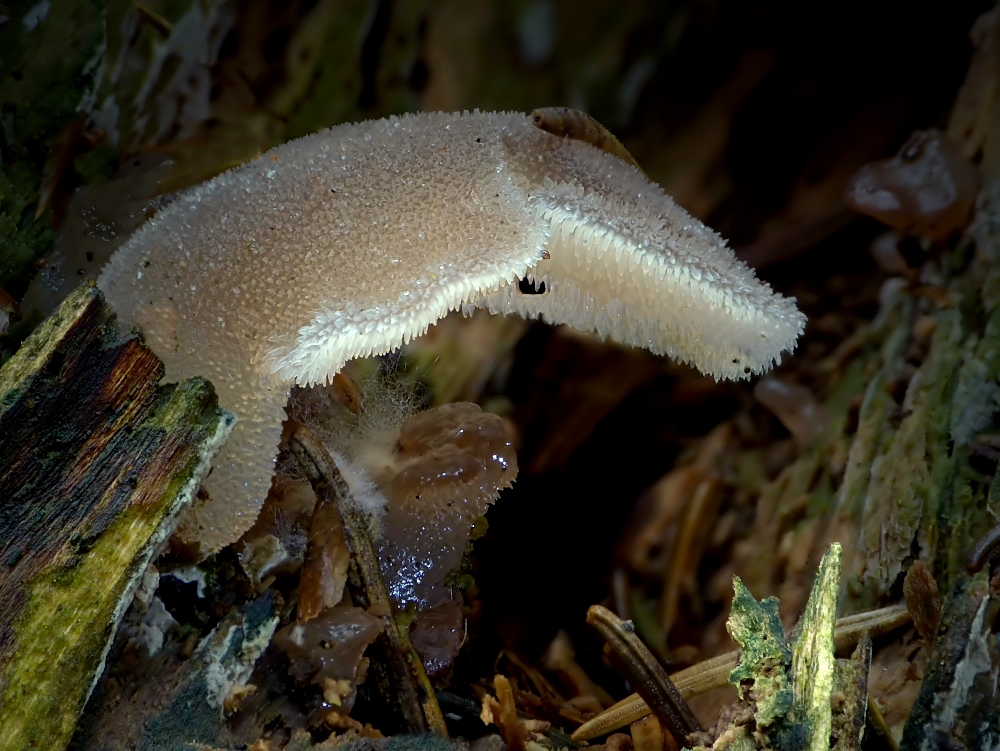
[99,111,805,553]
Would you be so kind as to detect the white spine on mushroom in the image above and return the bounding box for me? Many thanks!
[472,200,804,379]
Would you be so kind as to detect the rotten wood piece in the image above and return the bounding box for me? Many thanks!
[789,543,841,751]
[573,602,911,741]
[0,284,233,751]
[70,592,279,750]
[900,574,1000,748]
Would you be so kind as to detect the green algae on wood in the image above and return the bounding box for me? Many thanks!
[835,283,916,523]
[860,305,965,594]
[726,578,793,730]
[707,546,850,751]
[790,543,841,751]
[0,285,233,751]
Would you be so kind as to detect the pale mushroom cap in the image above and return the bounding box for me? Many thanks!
[99,110,805,553]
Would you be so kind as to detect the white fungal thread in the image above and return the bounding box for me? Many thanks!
[98,110,805,553]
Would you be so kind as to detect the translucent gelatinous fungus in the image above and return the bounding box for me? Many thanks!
[845,129,979,240]
[288,379,510,675]
[99,111,805,553]
[237,475,316,587]
[272,605,382,712]
[868,231,911,275]
[297,475,351,621]
[409,599,465,677]
[376,402,517,609]
[753,377,831,447]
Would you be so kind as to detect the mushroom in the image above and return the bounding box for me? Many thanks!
[98,111,805,553]
[375,401,517,609]
[845,129,979,241]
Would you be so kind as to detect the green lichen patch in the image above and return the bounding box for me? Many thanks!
[726,578,792,730]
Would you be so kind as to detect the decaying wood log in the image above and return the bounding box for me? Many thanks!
[900,572,998,749]
[0,284,233,751]
[69,592,280,751]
